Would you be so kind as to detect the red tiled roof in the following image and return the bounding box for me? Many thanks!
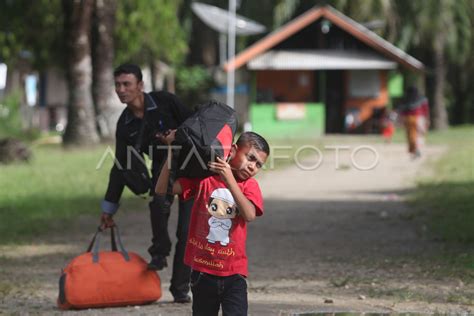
[224,6,424,72]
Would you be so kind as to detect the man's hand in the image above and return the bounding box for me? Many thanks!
[208,156,234,184]
[156,129,176,145]
[100,213,115,230]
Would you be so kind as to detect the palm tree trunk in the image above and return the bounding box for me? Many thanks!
[92,0,121,140]
[63,0,99,146]
[432,32,449,130]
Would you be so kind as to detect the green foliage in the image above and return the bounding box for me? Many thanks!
[394,0,472,62]
[414,126,474,242]
[273,0,303,28]
[446,0,472,64]
[393,0,474,127]
[0,0,63,68]
[115,0,187,65]
[176,66,212,92]
[176,65,214,107]
[0,91,42,141]
[0,91,22,138]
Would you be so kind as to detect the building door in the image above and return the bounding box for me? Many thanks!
[325,70,345,133]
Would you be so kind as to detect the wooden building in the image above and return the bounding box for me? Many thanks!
[225,6,424,136]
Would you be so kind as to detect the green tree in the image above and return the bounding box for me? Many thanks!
[393,0,472,130]
[115,0,187,74]
[446,0,474,124]
[0,0,64,68]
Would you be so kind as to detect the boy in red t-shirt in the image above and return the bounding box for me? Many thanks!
[155,131,269,316]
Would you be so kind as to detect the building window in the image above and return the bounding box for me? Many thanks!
[349,70,380,98]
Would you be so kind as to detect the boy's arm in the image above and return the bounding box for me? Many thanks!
[155,153,183,195]
[154,131,183,196]
[208,157,256,222]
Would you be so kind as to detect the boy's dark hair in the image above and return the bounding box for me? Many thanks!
[113,63,143,82]
[236,132,270,156]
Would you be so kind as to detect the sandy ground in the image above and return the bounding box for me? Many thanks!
[1,139,473,315]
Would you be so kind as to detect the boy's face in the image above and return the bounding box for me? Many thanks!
[229,144,268,180]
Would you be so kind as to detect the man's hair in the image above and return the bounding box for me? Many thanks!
[113,63,143,82]
[236,132,270,156]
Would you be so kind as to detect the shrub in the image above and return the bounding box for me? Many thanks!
[0,91,22,138]
[176,66,214,108]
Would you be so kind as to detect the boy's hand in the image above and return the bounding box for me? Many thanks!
[156,129,176,145]
[208,157,234,183]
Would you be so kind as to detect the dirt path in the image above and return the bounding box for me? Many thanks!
[1,140,473,315]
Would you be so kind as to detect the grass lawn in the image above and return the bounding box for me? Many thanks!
[0,143,142,244]
[414,125,474,243]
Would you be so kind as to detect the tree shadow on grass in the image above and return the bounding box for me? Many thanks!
[415,181,474,243]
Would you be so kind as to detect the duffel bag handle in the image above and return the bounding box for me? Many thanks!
[87,226,130,263]
[86,227,117,252]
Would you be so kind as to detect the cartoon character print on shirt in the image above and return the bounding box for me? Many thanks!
[206,188,238,246]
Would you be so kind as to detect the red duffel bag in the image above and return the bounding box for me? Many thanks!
[57,226,161,310]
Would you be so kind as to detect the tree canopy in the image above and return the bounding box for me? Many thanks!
[0,0,63,68]
[115,0,187,66]
[1,0,473,137]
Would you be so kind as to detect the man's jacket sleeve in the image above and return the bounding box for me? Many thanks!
[102,134,127,214]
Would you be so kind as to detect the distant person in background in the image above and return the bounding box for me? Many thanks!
[380,107,397,143]
[399,86,430,158]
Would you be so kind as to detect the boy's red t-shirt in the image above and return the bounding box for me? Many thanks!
[178,175,263,277]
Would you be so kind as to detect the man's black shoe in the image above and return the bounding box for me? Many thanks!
[147,255,168,270]
[173,294,192,303]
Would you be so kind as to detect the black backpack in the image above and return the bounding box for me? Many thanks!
[173,100,238,178]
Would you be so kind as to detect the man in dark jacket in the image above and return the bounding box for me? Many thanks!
[100,63,193,303]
